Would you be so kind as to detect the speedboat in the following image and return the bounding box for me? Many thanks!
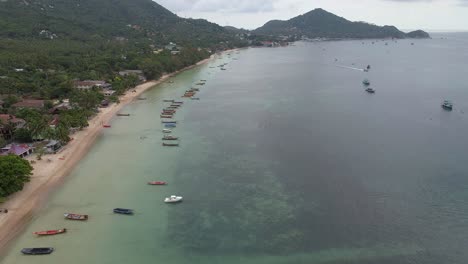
[165,124,177,128]
[442,100,453,111]
[33,229,67,236]
[365,87,375,94]
[162,129,172,133]
[164,195,183,203]
[162,135,179,141]
[363,79,371,86]
[113,208,134,215]
[21,248,54,255]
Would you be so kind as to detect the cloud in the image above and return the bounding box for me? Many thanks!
[157,0,279,13]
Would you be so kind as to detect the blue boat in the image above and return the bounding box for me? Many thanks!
[113,208,134,215]
[165,124,177,128]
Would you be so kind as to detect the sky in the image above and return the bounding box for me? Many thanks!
[155,0,468,32]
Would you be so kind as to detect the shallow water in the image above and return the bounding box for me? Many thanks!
[3,33,468,263]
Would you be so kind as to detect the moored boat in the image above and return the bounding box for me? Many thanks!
[33,229,67,236]
[113,208,134,215]
[162,129,172,133]
[103,125,111,128]
[162,121,177,124]
[173,101,183,104]
[164,124,177,128]
[164,195,183,203]
[191,98,200,100]
[163,142,179,147]
[160,115,173,119]
[117,113,130,116]
[163,135,179,140]
[442,100,453,111]
[21,248,54,255]
[365,87,376,93]
[363,79,371,86]
[64,213,88,221]
[163,99,175,102]
[148,181,167,185]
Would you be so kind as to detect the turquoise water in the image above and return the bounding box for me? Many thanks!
[3,33,468,263]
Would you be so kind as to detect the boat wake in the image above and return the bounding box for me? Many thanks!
[335,65,365,72]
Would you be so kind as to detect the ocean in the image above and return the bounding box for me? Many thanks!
[2,32,468,264]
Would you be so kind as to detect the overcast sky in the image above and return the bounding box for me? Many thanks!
[156,0,468,32]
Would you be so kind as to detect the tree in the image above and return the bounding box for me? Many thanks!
[0,155,33,197]
[0,136,6,148]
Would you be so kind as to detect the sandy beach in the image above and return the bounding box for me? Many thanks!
[0,56,214,253]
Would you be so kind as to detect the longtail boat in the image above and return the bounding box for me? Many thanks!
[117,113,130,116]
[21,248,54,255]
[173,101,183,104]
[163,100,175,102]
[162,121,177,124]
[103,125,111,128]
[162,135,179,140]
[113,208,134,215]
[64,213,88,221]
[160,115,173,119]
[148,181,167,185]
[33,228,67,236]
[163,142,179,147]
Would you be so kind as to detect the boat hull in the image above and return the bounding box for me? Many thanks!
[21,248,54,255]
[33,229,67,236]
[64,213,88,221]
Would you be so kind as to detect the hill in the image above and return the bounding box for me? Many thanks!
[0,0,240,47]
[254,8,429,39]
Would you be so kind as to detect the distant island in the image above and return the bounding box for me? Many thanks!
[253,8,430,40]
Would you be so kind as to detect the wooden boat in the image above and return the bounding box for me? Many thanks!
[33,228,67,236]
[148,181,167,185]
[200,79,207,82]
[117,113,130,117]
[191,98,200,100]
[103,125,111,128]
[21,248,54,255]
[163,142,179,147]
[162,121,177,124]
[162,129,172,133]
[64,213,88,221]
[113,208,134,215]
[137,97,147,100]
[160,115,173,119]
[362,79,370,86]
[162,135,179,140]
[173,101,183,104]
[169,104,181,108]
[164,124,177,128]
[163,99,175,102]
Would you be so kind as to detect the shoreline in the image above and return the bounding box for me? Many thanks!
[0,55,216,255]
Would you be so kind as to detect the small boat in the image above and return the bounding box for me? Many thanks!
[163,99,175,103]
[191,98,200,100]
[163,142,179,147]
[137,97,147,100]
[200,80,207,82]
[64,213,88,221]
[117,113,130,117]
[103,125,111,128]
[161,115,173,119]
[162,121,177,124]
[170,104,181,108]
[365,87,376,94]
[33,228,67,236]
[162,135,179,140]
[164,195,183,203]
[442,100,453,111]
[162,129,172,133]
[173,101,183,104]
[21,248,54,255]
[165,124,177,128]
[113,208,134,215]
[221,68,227,71]
[148,181,167,185]
[362,79,371,86]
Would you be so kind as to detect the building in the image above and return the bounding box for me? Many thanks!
[0,114,26,139]
[118,70,146,82]
[165,42,178,51]
[73,80,111,90]
[0,144,34,158]
[101,90,116,97]
[12,99,45,109]
[45,140,62,153]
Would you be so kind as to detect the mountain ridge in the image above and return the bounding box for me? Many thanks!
[254,8,430,39]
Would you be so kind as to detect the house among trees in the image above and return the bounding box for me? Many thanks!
[12,99,45,109]
[73,80,112,90]
[0,114,26,139]
[118,70,147,82]
[0,144,34,158]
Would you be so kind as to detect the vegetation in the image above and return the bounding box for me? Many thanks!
[254,8,430,40]
[0,155,33,198]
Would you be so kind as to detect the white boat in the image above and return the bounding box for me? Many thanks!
[163,129,172,133]
[164,195,183,203]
